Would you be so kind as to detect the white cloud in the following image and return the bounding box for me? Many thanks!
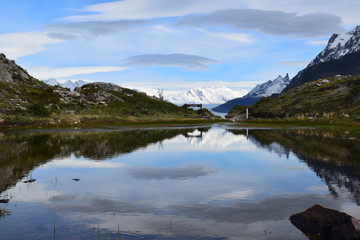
[62,0,243,21]
[123,53,220,70]
[240,0,360,25]
[177,9,344,38]
[45,20,151,39]
[307,40,328,45]
[199,30,255,43]
[28,65,130,80]
[0,31,63,59]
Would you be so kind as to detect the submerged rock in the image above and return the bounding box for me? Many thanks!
[290,204,360,240]
[23,179,36,183]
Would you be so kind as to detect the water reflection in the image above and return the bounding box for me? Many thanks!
[0,127,208,194]
[1,125,360,239]
[128,164,217,180]
[231,129,360,205]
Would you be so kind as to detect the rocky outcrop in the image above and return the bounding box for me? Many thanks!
[0,54,32,83]
[290,204,360,240]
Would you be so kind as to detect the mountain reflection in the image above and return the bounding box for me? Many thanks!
[0,127,207,194]
[230,129,360,205]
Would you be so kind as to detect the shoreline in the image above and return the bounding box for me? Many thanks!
[1,115,360,131]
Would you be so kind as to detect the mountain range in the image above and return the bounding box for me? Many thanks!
[44,78,89,90]
[212,74,290,113]
[164,85,247,104]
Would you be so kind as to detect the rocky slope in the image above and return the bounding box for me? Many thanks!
[212,74,290,113]
[0,54,35,84]
[286,25,360,90]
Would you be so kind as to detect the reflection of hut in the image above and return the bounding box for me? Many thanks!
[184,129,203,139]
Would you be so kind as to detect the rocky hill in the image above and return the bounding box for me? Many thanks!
[249,75,360,120]
[286,26,360,90]
[0,54,213,125]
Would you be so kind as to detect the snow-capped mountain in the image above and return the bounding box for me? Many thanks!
[44,79,89,90]
[164,85,247,104]
[244,74,290,98]
[309,26,360,67]
[62,80,88,90]
[212,74,291,113]
[286,25,360,90]
[44,78,59,86]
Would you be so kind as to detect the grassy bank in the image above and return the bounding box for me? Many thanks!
[235,118,360,129]
[0,114,227,130]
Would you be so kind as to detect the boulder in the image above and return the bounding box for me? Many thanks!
[290,204,360,240]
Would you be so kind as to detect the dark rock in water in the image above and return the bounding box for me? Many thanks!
[23,179,36,183]
[72,178,80,181]
[290,204,360,240]
[0,199,9,203]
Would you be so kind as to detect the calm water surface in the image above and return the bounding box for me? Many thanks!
[1,124,360,240]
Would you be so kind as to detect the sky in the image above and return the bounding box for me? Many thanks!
[0,0,359,94]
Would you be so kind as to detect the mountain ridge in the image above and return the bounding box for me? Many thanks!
[212,74,290,113]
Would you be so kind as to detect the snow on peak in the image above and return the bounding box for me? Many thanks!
[44,78,59,86]
[244,74,290,98]
[164,85,247,104]
[309,25,360,67]
[43,79,89,90]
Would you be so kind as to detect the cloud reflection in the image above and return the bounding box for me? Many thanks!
[128,164,217,180]
[175,194,341,223]
[41,157,125,169]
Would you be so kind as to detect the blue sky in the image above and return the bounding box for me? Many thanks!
[0,0,359,93]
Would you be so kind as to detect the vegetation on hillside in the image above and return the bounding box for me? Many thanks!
[225,105,247,119]
[227,75,360,122]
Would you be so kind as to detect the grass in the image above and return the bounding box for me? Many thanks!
[0,208,11,217]
[235,118,360,129]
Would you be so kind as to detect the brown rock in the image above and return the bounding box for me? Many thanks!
[290,204,360,240]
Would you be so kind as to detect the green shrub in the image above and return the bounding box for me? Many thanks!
[28,104,50,117]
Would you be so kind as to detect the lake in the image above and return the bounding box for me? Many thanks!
[0,123,360,240]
